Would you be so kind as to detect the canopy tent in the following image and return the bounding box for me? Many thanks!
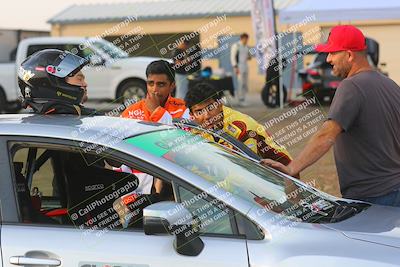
[278,0,400,24]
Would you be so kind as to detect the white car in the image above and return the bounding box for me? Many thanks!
[0,37,161,112]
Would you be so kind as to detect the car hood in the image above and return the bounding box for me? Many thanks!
[324,204,400,249]
[111,57,170,68]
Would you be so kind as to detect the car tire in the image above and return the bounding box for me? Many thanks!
[116,79,147,104]
[6,101,22,113]
[261,83,287,108]
[0,89,6,114]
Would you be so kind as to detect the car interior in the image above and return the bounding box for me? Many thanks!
[11,145,174,230]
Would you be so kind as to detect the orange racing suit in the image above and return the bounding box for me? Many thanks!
[120,95,189,193]
[121,95,190,124]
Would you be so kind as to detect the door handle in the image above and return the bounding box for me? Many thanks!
[10,256,61,266]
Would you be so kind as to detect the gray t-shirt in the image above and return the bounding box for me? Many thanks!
[328,70,400,199]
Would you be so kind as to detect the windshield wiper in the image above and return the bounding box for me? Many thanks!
[329,206,359,223]
[328,201,369,222]
[304,201,369,224]
[313,202,369,223]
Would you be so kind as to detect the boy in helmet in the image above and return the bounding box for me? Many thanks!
[18,49,96,115]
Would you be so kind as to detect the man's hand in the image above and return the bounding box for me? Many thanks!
[103,160,113,170]
[234,67,240,75]
[145,92,162,113]
[260,159,297,177]
[154,178,164,194]
[261,120,342,179]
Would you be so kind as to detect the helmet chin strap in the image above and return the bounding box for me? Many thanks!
[22,88,96,116]
[22,99,80,115]
[28,100,99,116]
[40,102,82,115]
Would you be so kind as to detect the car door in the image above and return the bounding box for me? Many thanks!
[1,137,249,267]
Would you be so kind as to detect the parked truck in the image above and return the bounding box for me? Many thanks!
[0,37,160,112]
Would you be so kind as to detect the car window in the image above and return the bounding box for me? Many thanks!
[64,44,99,62]
[10,144,174,232]
[27,44,66,57]
[9,142,250,238]
[12,147,64,224]
[27,44,97,61]
[177,184,235,235]
[92,40,128,59]
[31,150,57,198]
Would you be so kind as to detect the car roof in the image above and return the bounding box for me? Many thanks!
[0,114,171,147]
[20,37,103,45]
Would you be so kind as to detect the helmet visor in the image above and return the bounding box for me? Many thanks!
[47,52,88,78]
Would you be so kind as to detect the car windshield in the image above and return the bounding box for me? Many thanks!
[125,129,368,223]
[93,40,128,59]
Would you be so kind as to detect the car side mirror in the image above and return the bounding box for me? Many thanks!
[89,54,105,66]
[143,201,204,256]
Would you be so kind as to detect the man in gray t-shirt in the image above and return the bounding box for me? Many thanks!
[261,25,400,207]
[329,71,400,199]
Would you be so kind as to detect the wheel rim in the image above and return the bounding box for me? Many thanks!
[122,86,146,103]
[268,85,278,106]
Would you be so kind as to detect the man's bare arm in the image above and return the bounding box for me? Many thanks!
[261,120,342,176]
[154,178,164,194]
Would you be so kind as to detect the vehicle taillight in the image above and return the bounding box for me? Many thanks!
[307,69,320,76]
[328,81,341,88]
[302,82,313,92]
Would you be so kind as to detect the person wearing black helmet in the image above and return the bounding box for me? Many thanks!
[18,49,97,115]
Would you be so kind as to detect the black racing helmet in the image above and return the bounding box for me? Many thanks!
[18,49,88,107]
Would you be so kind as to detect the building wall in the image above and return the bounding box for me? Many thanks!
[51,17,400,93]
[0,30,18,62]
[281,19,400,84]
[0,29,49,62]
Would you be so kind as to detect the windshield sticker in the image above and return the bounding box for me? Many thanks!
[125,130,188,157]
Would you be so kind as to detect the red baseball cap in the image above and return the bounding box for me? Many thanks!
[315,25,367,53]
